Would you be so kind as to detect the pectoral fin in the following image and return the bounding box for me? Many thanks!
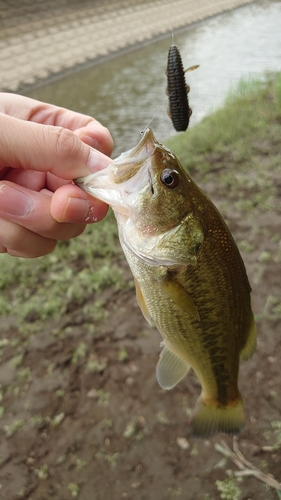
[134,279,153,326]
[160,276,200,320]
[240,312,257,361]
[156,345,190,390]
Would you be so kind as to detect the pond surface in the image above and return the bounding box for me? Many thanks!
[26,1,281,155]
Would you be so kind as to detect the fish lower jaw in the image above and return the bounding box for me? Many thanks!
[112,205,130,217]
[76,184,130,217]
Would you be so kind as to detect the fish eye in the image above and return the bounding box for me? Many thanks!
[160,169,179,189]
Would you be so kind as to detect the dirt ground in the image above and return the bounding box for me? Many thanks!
[0,191,280,497]
[0,111,281,499]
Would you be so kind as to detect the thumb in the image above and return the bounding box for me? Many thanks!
[0,113,111,179]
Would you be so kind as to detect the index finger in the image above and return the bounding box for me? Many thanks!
[1,93,97,129]
[0,93,114,156]
[0,113,112,179]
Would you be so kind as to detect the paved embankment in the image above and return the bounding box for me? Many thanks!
[0,0,253,93]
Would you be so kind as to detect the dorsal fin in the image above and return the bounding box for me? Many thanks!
[240,312,257,361]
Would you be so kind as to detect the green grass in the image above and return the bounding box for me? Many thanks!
[166,72,281,173]
[216,471,243,500]
[0,210,124,333]
[165,72,281,232]
[0,70,280,500]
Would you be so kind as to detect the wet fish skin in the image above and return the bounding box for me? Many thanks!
[75,128,257,438]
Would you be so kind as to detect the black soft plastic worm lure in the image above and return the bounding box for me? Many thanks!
[166,44,198,132]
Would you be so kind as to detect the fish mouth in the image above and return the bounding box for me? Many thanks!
[75,128,156,215]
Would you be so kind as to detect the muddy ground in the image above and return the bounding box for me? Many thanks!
[0,106,281,499]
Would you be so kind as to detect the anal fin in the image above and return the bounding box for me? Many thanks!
[156,345,190,390]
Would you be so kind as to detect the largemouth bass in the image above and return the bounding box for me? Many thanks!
[75,128,257,438]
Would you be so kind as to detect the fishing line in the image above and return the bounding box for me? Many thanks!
[139,0,176,135]
[170,0,175,46]
[140,0,187,135]
[140,100,170,135]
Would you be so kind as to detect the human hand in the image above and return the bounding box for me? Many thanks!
[0,93,114,258]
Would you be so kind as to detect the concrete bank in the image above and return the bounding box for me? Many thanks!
[0,0,254,93]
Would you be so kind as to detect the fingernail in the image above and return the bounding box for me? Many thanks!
[64,197,100,223]
[64,197,90,222]
[88,149,112,173]
[0,185,33,216]
[80,134,99,149]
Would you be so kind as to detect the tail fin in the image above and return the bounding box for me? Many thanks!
[188,396,245,438]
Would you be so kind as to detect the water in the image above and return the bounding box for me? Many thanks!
[26,1,281,156]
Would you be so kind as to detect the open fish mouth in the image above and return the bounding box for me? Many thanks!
[75,128,156,215]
